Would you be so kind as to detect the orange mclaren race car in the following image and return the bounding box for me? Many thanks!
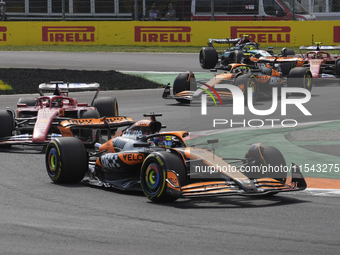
[199,37,296,70]
[163,57,312,104]
[45,113,306,203]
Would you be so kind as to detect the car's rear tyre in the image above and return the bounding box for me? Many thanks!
[0,110,14,148]
[93,97,119,136]
[287,67,312,92]
[79,109,101,144]
[233,50,244,63]
[45,137,88,183]
[93,97,119,118]
[281,48,295,57]
[199,47,218,69]
[173,71,195,104]
[279,62,293,76]
[235,74,258,105]
[17,97,37,107]
[141,152,186,203]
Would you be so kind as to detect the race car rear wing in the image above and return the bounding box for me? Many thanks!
[59,116,134,129]
[58,116,135,140]
[39,82,100,95]
[258,56,302,63]
[299,45,340,51]
[208,38,240,45]
[207,38,260,49]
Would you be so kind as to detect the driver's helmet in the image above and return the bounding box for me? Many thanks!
[243,44,254,52]
[233,65,249,73]
[153,135,173,148]
[52,98,62,107]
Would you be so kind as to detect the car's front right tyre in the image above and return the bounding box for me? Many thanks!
[0,110,14,148]
[199,47,218,69]
[140,152,186,203]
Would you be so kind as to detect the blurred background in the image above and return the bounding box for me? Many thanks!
[1,0,339,21]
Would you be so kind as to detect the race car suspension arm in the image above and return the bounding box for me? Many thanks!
[102,117,113,140]
[90,88,100,107]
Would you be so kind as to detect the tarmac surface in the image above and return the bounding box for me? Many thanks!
[0,52,339,255]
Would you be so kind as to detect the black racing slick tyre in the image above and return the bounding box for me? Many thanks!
[281,48,295,57]
[287,67,313,92]
[235,74,258,105]
[45,137,88,183]
[173,71,195,104]
[141,152,186,203]
[279,62,293,76]
[199,47,218,69]
[246,145,287,183]
[93,97,119,118]
[259,146,288,183]
[17,97,37,107]
[245,145,287,197]
[0,110,14,148]
[335,58,340,77]
[233,51,245,63]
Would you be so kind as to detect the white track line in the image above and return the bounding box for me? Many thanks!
[300,188,340,196]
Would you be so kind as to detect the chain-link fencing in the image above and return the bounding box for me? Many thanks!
[1,0,339,21]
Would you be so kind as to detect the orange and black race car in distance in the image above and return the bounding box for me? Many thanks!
[45,113,306,203]
[0,81,118,148]
[163,57,312,104]
[299,42,340,82]
[199,37,296,70]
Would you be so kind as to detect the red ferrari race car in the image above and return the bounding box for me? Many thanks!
[163,57,312,104]
[45,113,306,203]
[299,42,340,81]
[0,81,118,148]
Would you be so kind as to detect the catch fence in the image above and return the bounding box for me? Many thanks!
[2,0,339,21]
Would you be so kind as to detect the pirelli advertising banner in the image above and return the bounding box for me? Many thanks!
[0,21,339,47]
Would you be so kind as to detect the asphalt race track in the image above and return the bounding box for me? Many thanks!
[0,51,207,72]
[0,52,339,255]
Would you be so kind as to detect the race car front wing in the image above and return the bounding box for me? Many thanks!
[166,163,307,198]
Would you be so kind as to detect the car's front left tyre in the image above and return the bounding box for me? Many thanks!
[45,137,88,183]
